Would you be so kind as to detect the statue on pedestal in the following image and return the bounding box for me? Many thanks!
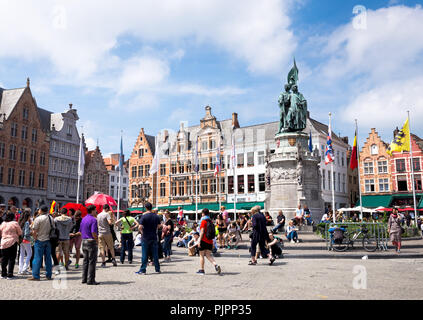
[277,59,308,134]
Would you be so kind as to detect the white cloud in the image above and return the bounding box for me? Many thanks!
[117,56,170,94]
[168,84,247,96]
[342,77,423,130]
[0,0,295,83]
[321,5,423,82]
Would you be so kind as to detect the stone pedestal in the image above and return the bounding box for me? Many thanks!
[265,131,323,223]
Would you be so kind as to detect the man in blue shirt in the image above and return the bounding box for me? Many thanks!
[136,202,161,275]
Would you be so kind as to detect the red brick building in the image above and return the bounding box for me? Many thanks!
[0,79,50,210]
[389,133,423,207]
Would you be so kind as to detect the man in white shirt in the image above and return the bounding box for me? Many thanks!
[294,204,304,226]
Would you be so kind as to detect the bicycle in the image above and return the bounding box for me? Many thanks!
[330,225,378,252]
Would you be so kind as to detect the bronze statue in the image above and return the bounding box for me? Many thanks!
[277,59,308,133]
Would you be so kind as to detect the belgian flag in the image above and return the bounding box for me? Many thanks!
[350,131,358,170]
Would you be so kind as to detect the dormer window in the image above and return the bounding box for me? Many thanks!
[370,144,378,155]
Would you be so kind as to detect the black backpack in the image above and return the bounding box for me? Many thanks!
[333,228,345,244]
[205,219,216,240]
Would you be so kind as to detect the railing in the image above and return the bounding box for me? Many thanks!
[324,222,388,251]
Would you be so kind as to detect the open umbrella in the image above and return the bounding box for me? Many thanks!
[85,192,117,214]
[375,207,393,212]
[61,203,88,217]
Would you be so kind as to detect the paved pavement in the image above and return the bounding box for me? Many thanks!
[1,234,422,300]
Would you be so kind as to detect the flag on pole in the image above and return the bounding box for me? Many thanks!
[231,132,236,169]
[387,118,410,155]
[78,138,85,177]
[214,143,221,177]
[149,137,160,175]
[119,135,124,175]
[50,200,56,214]
[308,131,313,152]
[350,131,358,170]
[325,123,334,165]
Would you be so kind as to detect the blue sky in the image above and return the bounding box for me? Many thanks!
[1,0,422,157]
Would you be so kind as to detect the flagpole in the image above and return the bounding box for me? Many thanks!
[76,129,84,204]
[232,128,237,222]
[195,136,199,222]
[218,135,222,210]
[355,119,364,222]
[117,131,123,221]
[407,111,418,226]
[329,113,336,223]
[156,134,159,210]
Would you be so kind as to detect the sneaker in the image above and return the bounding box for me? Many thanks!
[54,270,60,275]
[6,277,13,280]
[135,271,146,275]
[296,240,300,243]
[101,262,106,268]
[112,259,117,267]
[155,270,161,274]
[196,270,205,275]
[215,265,221,274]
[75,264,79,269]
[23,270,31,275]
[1,276,6,279]
[291,240,295,244]
[17,272,24,275]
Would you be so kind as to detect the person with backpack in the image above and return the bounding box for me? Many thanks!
[116,210,139,264]
[27,205,53,281]
[196,208,221,275]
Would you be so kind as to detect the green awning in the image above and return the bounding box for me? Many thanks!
[130,201,264,212]
[357,195,393,208]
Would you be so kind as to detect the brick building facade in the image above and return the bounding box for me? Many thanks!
[83,146,109,201]
[0,79,50,210]
[128,128,156,208]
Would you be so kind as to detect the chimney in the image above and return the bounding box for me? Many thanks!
[232,112,240,128]
[69,103,73,109]
[393,126,399,139]
[341,136,349,144]
[26,77,30,88]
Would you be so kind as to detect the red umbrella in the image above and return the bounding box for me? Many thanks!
[61,203,88,218]
[85,193,117,214]
[398,207,414,212]
[376,207,393,212]
[131,210,144,214]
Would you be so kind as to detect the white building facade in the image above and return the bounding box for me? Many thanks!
[47,104,83,208]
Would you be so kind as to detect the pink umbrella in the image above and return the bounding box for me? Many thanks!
[85,193,117,214]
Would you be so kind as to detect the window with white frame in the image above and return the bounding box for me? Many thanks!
[378,159,388,174]
[365,179,375,192]
[364,161,374,174]
[379,178,389,192]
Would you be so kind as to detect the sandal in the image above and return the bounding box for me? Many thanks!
[248,260,257,265]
